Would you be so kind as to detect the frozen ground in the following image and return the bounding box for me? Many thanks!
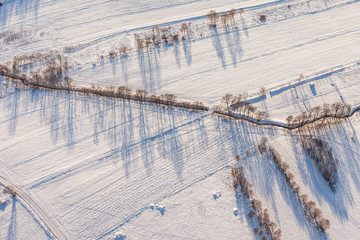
[0,186,52,240]
[1,0,360,239]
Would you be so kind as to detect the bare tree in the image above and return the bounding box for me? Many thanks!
[207,10,218,27]
[221,93,233,113]
[229,9,236,21]
[286,115,294,126]
[221,13,230,27]
[181,23,190,36]
[161,94,177,105]
[258,87,266,96]
[136,89,148,101]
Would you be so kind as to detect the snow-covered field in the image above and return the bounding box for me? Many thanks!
[1,0,360,239]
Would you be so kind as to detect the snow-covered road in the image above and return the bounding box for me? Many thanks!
[0,176,67,240]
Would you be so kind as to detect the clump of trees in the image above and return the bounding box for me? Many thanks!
[0,51,71,88]
[231,165,282,240]
[302,136,338,191]
[0,64,11,73]
[3,186,17,198]
[208,9,239,28]
[214,93,267,121]
[29,55,70,87]
[134,25,184,51]
[258,138,331,232]
[286,103,352,128]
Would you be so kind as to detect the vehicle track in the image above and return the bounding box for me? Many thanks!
[0,176,67,240]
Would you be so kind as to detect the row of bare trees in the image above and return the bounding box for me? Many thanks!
[86,85,207,110]
[134,24,190,51]
[258,138,330,232]
[286,103,352,128]
[207,9,238,27]
[214,93,267,121]
[231,165,282,240]
[108,43,129,58]
[2,52,71,88]
[1,61,208,111]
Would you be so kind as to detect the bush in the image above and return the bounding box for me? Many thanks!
[259,15,266,21]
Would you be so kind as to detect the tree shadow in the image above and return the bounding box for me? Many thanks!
[120,99,135,179]
[6,198,17,240]
[234,192,263,240]
[0,0,40,28]
[239,14,249,38]
[5,89,20,135]
[157,106,184,182]
[138,102,155,175]
[290,129,351,221]
[136,47,162,92]
[224,25,243,67]
[173,42,181,69]
[120,56,129,84]
[109,54,118,77]
[182,39,192,66]
[211,27,226,69]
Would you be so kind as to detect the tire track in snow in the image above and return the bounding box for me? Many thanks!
[0,176,67,240]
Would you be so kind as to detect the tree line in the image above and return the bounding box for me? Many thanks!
[258,138,330,232]
[231,163,282,240]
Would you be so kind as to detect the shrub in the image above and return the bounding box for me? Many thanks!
[259,15,266,21]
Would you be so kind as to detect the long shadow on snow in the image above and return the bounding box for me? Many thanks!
[138,102,155,175]
[6,198,17,240]
[0,0,40,28]
[5,89,20,136]
[246,135,328,239]
[289,127,351,221]
[211,27,226,69]
[156,106,185,182]
[234,192,263,240]
[323,120,360,192]
[182,39,192,66]
[224,23,243,67]
[137,47,162,92]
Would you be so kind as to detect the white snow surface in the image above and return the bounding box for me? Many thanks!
[1,0,360,239]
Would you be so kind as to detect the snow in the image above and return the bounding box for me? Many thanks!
[1,0,360,239]
[0,187,52,240]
